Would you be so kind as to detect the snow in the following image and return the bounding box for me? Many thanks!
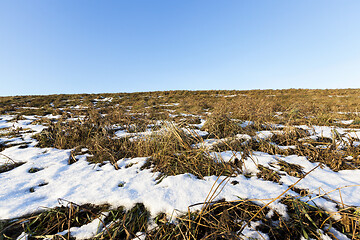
[324,224,351,240]
[57,213,108,239]
[236,134,252,141]
[93,97,113,102]
[159,103,179,107]
[256,130,275,139]
[132,232,146,240]
[16,232,28,240]
[328,95,349,98]
[278,145,297,150]
[195,138,224,149]
[223,94,237,98]
[0,146,293,221]
[337,120,354,125]
[195,134,251,150]
[238,120,253,128]
[211,151,275,174]
[0,116,45,134]
[114,128,162,139]
[181,127,208,137]
[114,129,138,138]
[188,119,206,129]
[239,221,269,240]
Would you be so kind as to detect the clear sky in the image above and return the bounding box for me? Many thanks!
[1,1,360,96]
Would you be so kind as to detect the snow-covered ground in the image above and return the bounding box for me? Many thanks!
[1,114,359,239]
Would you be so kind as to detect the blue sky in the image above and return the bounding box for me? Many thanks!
[1,1,360,96]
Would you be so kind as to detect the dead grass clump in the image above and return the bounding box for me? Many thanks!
[0,127,23,140]
[229,97,276,123]
[277,160,305,178]
[32,110,137,167]
[33,120,93,150]
[201,113,241,138]
[0,161,25,174]
[256,165,281,183]
[0,106,16,114]
[277,196,359,240]
[352,118,360,126]
[33,108,114,150]
[288,144,354,171]
[126,118,148,133]
[31,117,55,126]
[28,203,106,236]
[0,201,108,239]
[210,137,285,162]
[0,142,6,152]
[85,136,137,165]
[139,125,239,178]
[270,127,310,146]
[146,199,269,240]
[246,139,283,155]
[336,207,360,237]
[94,203,149,240]
[211,138,250,152]
[145,107,169,121]
[146,151,237,179]
[175,116,202,127]
[148,196,355,240]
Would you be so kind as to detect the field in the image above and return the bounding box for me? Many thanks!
[1,89,360,240]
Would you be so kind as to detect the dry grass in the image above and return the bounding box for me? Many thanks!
[3,196,358,239]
